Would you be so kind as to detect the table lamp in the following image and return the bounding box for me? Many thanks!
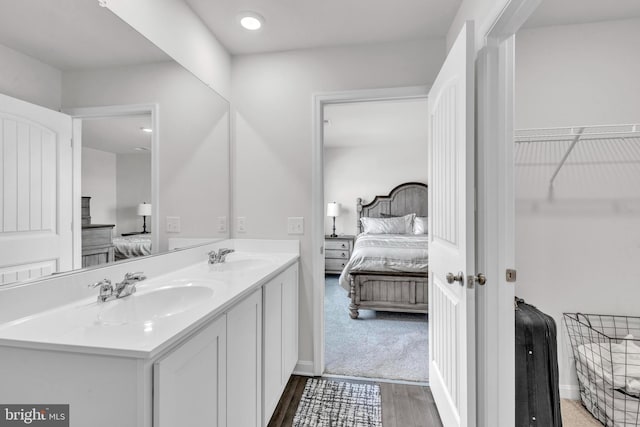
[137,202,152,234]
[326,202,340,237]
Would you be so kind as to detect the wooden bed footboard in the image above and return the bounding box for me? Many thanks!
[348,271,429,319]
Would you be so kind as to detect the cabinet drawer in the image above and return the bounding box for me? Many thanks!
[325,249,349,259]
[325,240,350,250]
[82,227,113,247]
[325,259,347,272]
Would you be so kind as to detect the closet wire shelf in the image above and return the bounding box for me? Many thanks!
[515,124,640,206]
[564,313,640,426]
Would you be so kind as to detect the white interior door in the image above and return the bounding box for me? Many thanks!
[0,93,73,285]
[428,21,476,427]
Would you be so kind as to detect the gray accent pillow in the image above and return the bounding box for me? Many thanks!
[413,216,428,234]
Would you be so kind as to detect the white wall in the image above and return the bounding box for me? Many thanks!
[105,0,231,100]
[116,153,152,234]
[516,18,640,128]
[0,43,61,111]
[81,148,117,229]
[63,61,230,251]
[324,146,428,236]
[232,38,446,369]
[515,19,640,396]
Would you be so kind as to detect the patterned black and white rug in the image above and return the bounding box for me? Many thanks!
[293,378,382,427]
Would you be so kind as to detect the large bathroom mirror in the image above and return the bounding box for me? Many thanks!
[0,0,230,286]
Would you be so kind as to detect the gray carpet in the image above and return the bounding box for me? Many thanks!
[324,275,429,382]
[293,378,382,427]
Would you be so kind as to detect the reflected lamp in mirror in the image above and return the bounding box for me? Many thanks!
[326,202,341,238]
[137,202,152,234]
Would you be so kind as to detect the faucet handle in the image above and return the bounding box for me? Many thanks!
[124,272,146,281]
[89,278,111,288]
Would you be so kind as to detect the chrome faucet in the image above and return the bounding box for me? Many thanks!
[115,272,146,298]
[89,278,115,303]
[208,248,235,264]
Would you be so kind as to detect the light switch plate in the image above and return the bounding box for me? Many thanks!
[237,216,246,233]
[166,216,181,233]
[287,217,304,234]
[217,216,227,233]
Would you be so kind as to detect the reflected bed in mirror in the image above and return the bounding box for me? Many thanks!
[0,0,230,286]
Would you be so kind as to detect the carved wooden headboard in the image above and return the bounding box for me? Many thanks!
[357,182,428,233]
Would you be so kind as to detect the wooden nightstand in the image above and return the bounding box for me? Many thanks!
[324,235,355,274]
[81,224,115,267]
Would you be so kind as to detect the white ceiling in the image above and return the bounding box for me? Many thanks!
[0,0,169,70]
[82,115,152,155]
[185,0,462,55]
[1,0,638,71]
[524,0,640,28]
[323,99,428,148]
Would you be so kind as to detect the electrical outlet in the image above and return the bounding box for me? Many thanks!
[237,216,246,233]
[287,217,304,235]
[166,216,181,233]
[217,216,227,233]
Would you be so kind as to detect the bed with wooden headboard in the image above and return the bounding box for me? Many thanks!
[339,182,429,319]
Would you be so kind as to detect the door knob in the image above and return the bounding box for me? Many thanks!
[446,271,464,285]
[467,273,487,287]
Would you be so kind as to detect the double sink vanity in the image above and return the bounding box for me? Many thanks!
[0,240,299,427]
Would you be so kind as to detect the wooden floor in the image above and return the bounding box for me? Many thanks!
[267,375,443,427]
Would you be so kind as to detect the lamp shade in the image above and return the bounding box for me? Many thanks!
[137,203,152,216]
[326,202,340,217]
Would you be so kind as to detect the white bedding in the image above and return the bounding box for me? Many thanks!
[577,336,640,396]
[113,234,152,260]
[576,335,640,426]
[579,372,640,426]
[338,233,428,291]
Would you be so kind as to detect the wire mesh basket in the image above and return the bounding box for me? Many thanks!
[564,313,640,426]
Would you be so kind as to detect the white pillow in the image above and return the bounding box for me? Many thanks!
[413,216,428,235]
[361,213,415,234]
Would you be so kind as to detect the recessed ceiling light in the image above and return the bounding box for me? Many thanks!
[238,12,264,31]
[140,127,152,133]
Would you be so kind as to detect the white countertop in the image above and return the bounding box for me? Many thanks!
[0,251,298,359]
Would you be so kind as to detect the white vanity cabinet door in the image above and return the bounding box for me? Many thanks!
[282,264,299,380]
[154,315,227,427]
[227,289,262,427]
[263,263,299,426]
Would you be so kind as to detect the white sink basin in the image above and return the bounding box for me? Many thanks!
[98,285,214,325]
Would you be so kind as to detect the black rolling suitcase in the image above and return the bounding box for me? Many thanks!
[515,297,562,427]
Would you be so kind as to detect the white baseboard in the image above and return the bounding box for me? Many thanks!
[559,384,580,400]
[293,360,314,376]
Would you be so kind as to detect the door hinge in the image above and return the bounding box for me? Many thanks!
[506,269,517,282]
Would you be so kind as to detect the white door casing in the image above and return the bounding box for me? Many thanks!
[0,93,73,285]
[428,21,476,427]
